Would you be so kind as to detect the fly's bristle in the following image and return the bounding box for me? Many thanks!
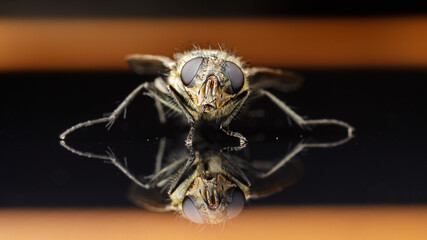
[192,43,200,50]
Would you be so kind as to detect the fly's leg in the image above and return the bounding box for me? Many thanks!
[220,126,247,146]
[59,82,149,140]
[219,91,250,146]
[258,89,355,136]
[185,123,196,150]
[167,85,196,149]
[154,99,166,124]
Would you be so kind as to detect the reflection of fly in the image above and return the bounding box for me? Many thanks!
[59,46,354,146]
[60,134,353,224]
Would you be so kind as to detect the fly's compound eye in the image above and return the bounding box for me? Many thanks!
[225,61,245,93]
[227,188,245,219]
[181,57,203,86]
[182,196,204,224]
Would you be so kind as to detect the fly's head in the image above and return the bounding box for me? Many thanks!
[180,172,245,224]
[169,49,249,115]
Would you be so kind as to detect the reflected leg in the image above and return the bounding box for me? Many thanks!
[59,140,150,189]
[105,148,150,189]
[167,150,196,194]
[155,137,167,173]
[259,134,353,178]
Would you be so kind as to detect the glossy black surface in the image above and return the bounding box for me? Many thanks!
[1,70,426,206]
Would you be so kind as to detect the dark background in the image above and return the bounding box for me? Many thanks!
[1,69,426,206]
[1,0,426,17]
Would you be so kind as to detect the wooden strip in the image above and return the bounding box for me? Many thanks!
[0,207,426,240]
[1,17,427,70]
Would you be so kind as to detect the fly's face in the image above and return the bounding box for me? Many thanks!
[169,50,248,117]
[181,172,245,224]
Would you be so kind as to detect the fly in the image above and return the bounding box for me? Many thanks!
[59,46,354,148]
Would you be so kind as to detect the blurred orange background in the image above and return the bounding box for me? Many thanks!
[1,16,427,71]
[1,206,427,240]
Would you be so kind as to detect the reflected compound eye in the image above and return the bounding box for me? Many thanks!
[181,57,203,86]
[225,61,245,93]
[227,188,245,219]
[182,196,204,224]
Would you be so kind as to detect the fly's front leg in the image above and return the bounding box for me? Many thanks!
[220,125,247,146]
[185,123,196,150]
[258,89,355,136]
[167,85,196,149]
[60,82,149,140]
[220,91,250,146]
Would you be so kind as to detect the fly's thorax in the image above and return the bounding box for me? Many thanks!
[168,49,249,118]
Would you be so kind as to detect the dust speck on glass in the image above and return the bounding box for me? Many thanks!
[60,45,354,224]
